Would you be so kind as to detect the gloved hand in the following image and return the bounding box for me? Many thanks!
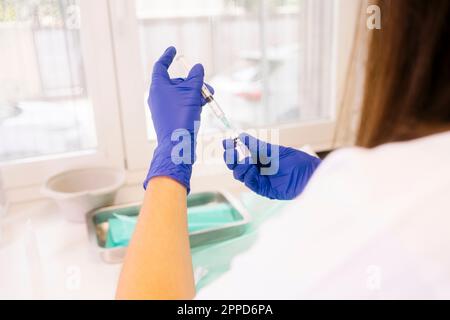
[144,46,213,192]
[223,133,321,200]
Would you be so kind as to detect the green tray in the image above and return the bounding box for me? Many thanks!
[86,191,251,263]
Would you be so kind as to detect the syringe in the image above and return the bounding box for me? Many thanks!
[176,55,250,161]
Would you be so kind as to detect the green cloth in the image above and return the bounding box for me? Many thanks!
[188,203,236,232]
[105,214,137,248]
[104,203,238,248]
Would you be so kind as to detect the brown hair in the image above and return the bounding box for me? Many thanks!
[356,0,450,148]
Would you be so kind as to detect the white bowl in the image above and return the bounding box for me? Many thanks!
[42,167,125,223]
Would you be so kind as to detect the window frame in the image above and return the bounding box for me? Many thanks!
[1,0,125,202]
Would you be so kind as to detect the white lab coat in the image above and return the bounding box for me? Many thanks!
[197,131,450,299]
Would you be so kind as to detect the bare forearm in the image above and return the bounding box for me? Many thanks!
[116,177,195,300]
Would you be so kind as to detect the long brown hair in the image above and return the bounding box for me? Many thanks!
[356,0,450,148]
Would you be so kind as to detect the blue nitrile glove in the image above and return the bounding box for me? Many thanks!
[144,46,214,192]
[223,133,321,200]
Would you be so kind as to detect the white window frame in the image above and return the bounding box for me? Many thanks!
[1,0,360,203]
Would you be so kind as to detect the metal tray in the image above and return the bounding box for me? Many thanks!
[86,191,251,263]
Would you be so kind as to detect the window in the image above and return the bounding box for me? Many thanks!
[136,0,335,135]
[0,0,124,201]
[0,0,96,161]
[1,0,358,201]
[111,0,339,171]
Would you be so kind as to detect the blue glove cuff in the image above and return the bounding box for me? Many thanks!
[143,135,195,193]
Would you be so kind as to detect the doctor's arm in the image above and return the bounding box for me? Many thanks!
[116,47,208,299]
[116,177,194,299]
